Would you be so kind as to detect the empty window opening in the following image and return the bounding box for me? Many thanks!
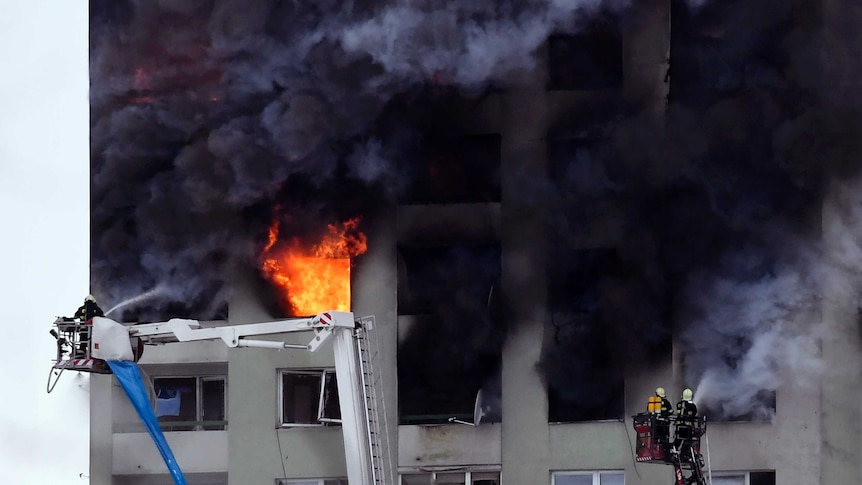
[544,249,627,423]
[547,24,623,91]
[546,100,622,196]
[548,136,607,194]
[399,134,501,205]
[699,388,776,423]
[280,369,341,426]
[153,376,226,431]
[397,244,503,424]
[682,352,777,422]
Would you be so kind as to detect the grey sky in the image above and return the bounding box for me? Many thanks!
[0,1,91,483]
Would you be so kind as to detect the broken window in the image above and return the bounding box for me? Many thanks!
[552,471,624,485]
[548,136,604,189]
[153,376,226,431]
[399,134,501,205]
[681,350,777,422]
[697,389,776,423]
[280,370,341,426]
[547,24,623,91]
[544,249,626,423]
[397,244,503,424]
[546,104,621,196]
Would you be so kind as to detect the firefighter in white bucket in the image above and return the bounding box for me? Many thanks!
[73,294,104,358]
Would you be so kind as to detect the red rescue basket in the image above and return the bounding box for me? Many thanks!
[633,412,668,462]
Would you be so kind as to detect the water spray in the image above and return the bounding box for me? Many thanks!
[105,285,168,316]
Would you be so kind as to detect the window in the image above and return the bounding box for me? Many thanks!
[397,244,503,424]
[548,136,605,193]
[552,471,624,485]
[683,351,776,422]
[280,370,341,426]
[275,480,347,485]
[547,25,622,91]
[544,249,626,423]
[399,134,501,204]
[711,471,775,485]
[400,471,500,484]
[699,389,776,422]
[153,376,226,431]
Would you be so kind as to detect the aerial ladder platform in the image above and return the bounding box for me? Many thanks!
[632,412,709,485]
[48,311,394,485]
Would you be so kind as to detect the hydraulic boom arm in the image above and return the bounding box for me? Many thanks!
[126,311,355,351]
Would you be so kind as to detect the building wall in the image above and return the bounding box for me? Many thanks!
[226,274,348,484]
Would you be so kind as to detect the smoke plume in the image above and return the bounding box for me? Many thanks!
[89,0,621,320]
[90,0,862,420]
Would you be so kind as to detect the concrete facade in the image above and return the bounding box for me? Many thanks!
[89,1,862,484]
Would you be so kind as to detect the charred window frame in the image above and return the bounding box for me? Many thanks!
[547,23,623,91]
[545,248,625,423]
[399,134,501,205]
[397,244,502,425]
[279,369,341,427]
[153,376,226,431]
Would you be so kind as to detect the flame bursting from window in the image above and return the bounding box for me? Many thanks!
[260,218,367,316]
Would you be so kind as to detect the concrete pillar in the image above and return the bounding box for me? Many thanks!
[500,81,552,483]
[820,179,862,485]
[90,373,114,485]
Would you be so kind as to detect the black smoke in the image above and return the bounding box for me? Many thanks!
[541,0,862,419]
[89,0,862,420]
[89,0,616,321]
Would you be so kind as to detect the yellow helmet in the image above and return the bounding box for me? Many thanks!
[85,294,96,303]
[682,388,693,401]
[655,387,666,398]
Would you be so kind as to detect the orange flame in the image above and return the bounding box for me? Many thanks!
[260,218,367,316]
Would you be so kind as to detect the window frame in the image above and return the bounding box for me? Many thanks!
[551,470,625,485]
[398,469,502,484]
[546,31,624,91]
[709,475,746,485]
[278,368,342,427]
[709,471,776,485]
[152,375,227,431]
[275,479,348,485]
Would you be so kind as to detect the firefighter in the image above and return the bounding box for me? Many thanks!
[652,387,673,446]
[674,388,698,456]
[75,294,104,322]
[73,295,104,358]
